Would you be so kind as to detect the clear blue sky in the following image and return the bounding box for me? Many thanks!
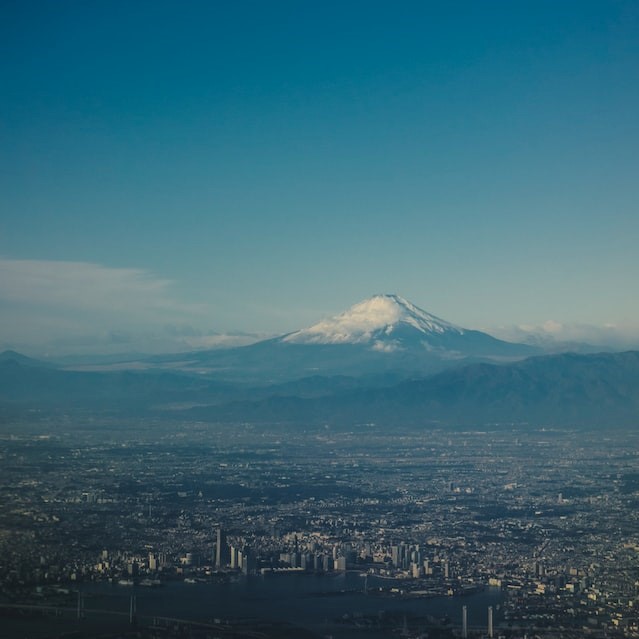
[1,1,638,353]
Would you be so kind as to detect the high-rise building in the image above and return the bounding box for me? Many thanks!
[391,543,406,568]
[488,605,494,638]
[230,546,239,569]
[241,546,255,575]
[215,528,229,568]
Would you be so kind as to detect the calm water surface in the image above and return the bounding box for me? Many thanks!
[3,573,505,638]
[82,572,504,632]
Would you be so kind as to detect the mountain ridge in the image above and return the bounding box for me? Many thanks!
[2,346,638,429]
[183,350,639,428]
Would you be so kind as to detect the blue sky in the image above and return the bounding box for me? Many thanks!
[1,1,638,354]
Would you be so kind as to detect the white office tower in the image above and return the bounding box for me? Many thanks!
[488,605,494,638]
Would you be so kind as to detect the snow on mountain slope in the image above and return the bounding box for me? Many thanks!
[282,294,464,346]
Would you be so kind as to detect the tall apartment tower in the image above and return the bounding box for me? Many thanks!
[488,605,494,638]
[215,528,229,568]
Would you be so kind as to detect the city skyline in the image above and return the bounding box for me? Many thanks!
[2,2,638,354]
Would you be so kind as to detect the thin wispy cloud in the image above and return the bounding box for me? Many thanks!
[2,258,176,311]
[0,258,212,353]
[490,321,639,350]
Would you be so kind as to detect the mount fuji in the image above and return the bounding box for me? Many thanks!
[281,294,463,349]
[180,294,538,382]
[279,294,526,356]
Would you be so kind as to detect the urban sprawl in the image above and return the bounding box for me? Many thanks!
[1,420,639,638]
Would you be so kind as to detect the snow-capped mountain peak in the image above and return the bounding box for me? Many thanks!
[282,294,464,346]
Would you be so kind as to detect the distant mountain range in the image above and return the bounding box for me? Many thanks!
[184,351,639,428]
[1,295,638,429]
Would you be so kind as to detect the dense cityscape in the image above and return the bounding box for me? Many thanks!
[4,2,639,638]
[1,416,639,638]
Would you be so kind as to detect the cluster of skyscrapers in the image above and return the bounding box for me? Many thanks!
[215,528,254,575]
